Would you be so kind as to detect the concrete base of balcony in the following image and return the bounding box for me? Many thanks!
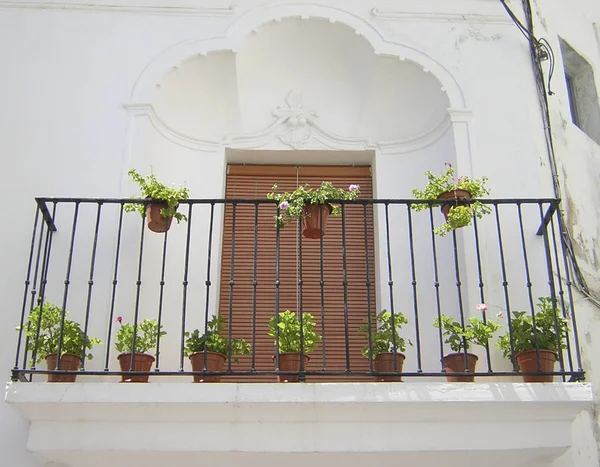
[5,382,593,467]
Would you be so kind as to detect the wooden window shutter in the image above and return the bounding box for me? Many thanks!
[219,165,376,382]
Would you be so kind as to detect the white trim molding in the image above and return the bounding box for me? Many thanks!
[371,7,512,25]
[0,1,237,16]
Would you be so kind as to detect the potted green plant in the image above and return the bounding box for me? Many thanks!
[434,304,501,382]
[266,182,360,239]
[497,297,568,382]
[268,310,322,382]
[184,315,251,383]
[358,310,410,382]
[124,168,190,233]
[114,317,166,382]
[16,300,101,382]
[411,163,491,236]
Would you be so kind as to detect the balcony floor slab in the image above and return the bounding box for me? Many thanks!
[5,382,593,467]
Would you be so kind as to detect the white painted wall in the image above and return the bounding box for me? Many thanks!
[1,0,599,466]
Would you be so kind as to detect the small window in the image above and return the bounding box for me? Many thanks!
[559,38,600,145]
[564,72,581,127]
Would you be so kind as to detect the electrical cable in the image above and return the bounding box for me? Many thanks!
[500,0,599,307]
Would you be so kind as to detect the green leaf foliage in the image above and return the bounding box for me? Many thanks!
[114,318,166,354]
[268,310,322,354]
[411,165,491,236]
[123,168,190,223]
[266,182,360,229]
[434,314,501,353]
[184,315,251,363]
[496,297,568,359]
[358,310,410,358]
[16,300,102,365]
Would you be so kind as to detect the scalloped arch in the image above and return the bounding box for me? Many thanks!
[129,3,466,109]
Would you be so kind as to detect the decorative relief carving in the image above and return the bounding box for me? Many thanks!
[272,91,318,149]
[127,91,453,153]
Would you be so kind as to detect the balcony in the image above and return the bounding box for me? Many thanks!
[5,196,593,467]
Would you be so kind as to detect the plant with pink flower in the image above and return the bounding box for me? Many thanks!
[267,181,361,230]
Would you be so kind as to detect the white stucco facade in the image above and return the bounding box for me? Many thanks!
[1,0,600,466]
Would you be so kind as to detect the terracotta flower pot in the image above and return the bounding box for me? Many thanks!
[117,352,155,383]
[515,349,557,383]
[442,352,478,382]
[372,352,405,382]
[302,204,332,239]
[189,352,226,383]
[274,352,310,383]
[45,353,81,383]
[438,189,472,221]
[145,202,174,233]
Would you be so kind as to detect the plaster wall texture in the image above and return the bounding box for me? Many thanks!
[0,0,599,466]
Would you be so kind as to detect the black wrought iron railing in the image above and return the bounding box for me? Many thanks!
[11,197,584,382]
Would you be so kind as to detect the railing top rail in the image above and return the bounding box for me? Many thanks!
[35,197,561,205]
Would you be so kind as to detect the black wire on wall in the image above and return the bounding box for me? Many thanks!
[499,0,598,306]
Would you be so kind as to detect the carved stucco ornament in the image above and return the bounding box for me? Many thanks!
[273,91,318,149]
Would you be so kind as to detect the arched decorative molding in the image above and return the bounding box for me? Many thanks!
[378,116,452,155]
[125,92,453,153]
[128,3,467,110]
[124,103,221,152]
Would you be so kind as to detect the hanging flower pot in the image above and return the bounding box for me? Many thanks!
[46,353,82,383]
[274,352,310,383]
[123,168,189,233]
[267,182,361,239]
[117,352,155,383]
[373,352,405,382]
[515,349,556,383]
[442,352,478,382]
[189,351,226,383]
[438,189,472,221]
[411,164,491,236]
[302,204,332,239]
[145,201,176,233]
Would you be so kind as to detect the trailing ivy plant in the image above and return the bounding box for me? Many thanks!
[184,315,251,363]
[358,310,411,358]
[123,168,190,223]
[434,304,501,353]
[114,317,166,354]
[266,182,360,229]
[268,310,322,353]
[411,163,491,236]
[496,297,568,359]
[17,300,102,365]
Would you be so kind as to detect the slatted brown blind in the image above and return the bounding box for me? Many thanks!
[219,165,375,382]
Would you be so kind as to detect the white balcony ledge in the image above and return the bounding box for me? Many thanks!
[5,382,593,467]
